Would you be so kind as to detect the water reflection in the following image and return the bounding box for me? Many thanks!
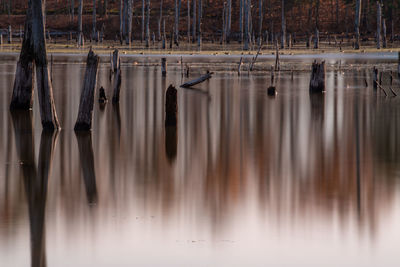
[0,60,400,266]
[11,111,58,267]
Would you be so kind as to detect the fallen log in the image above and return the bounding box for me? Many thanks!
[74,49,99,131]
[180,71,213,88]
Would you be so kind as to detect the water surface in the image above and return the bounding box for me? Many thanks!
[0,55,400,266]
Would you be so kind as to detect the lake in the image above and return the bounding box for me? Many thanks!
[0,53,400,266]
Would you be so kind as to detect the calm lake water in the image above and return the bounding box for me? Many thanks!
[0,53,400,266]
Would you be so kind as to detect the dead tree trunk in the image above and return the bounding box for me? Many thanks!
[174,0,181,46]
[74,49,99,131]
[197,0,202,47]
[119,0,123,42]
[141,0,145,42]
[77,0,83,46]
[11,0,60,130]
[112,49,119,73]
[165,85,177,126]
[187,0,190,42]
[227,0,231,42]
[239,0,243,43]
[161,58,167,76]
[382,18,387,48]
[354,0,361,49]
[92,0,96,40]
[309,61,325,93]
[158,0,163,40]
[244,0,249,50]
[258,0,262,46]
[145,0,150,47]
[8,25,11,43]
[180,71,212,88]
[281,0,285,49]
[314,28,319,49]
[377,1,381,49]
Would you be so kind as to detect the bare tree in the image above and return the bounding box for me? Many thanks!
[227,0,231,42]
[145,0,150,47]
[187,0,190,42]
[197,0,202,46]
[354,0,362,49]
[192,0,196,43]
[92,0,96,40]
[126,0,133,45]
[158,0,163,40]
[142,0,145,42]
[239,0,243,43]
[281,0,285,48]
[78,0,83,46]
[258,0,263,46]
[244,0,249,50]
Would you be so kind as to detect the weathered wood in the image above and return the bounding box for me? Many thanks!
[180,71,212,88]
[112,49,119,73]
[165,85,178,126]
[309,61,325,92]
[112,60,122,103]
[161,58,167,77]
[281,0,286,49]
[74,49,99,131]
[10,60,34,110]
[11,0,60,130]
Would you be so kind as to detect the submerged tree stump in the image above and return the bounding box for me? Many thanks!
[161,58,167,77]
[8,25,12,43]
[309,61,325,93]
[10,0,60,130]
[373,67,379,89]
[112,49,119,73]
[98,86,107,104]
[74,49,99,131]
[165,85,178,127]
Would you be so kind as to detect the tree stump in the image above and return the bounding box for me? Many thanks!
[98,86,107,103]
[10,0,60,130]
[74,49,99,131]
[112,49,119,73]
[314,28,319,49]
[309,61,325,93]
[373,67,378,89]
[165,85,178,127]
[161,58,167,77]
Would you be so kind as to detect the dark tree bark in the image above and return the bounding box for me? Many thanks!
[145,0,150,47]
[192,0,196,43]
[74,49,99,131]
[77,0,83,46]
[310,61,325,93]
[10,0,60,130]
[281,0,285,49]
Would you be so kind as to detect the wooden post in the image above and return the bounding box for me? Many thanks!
[161,58,167,77]
[112,59,122,103]
[382,18,387,48]
[377,1,381,49]
[8,25,12,43]
[309,61,325,92]
[165,85,178,126]
[74,49,99,131]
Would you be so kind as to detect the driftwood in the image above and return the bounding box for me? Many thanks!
[165,85,178,126]
[180,71,213,88]
[10,0,60,130]
[112,59,122,103]
[74,49,99,131]
[309,61,325,92]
